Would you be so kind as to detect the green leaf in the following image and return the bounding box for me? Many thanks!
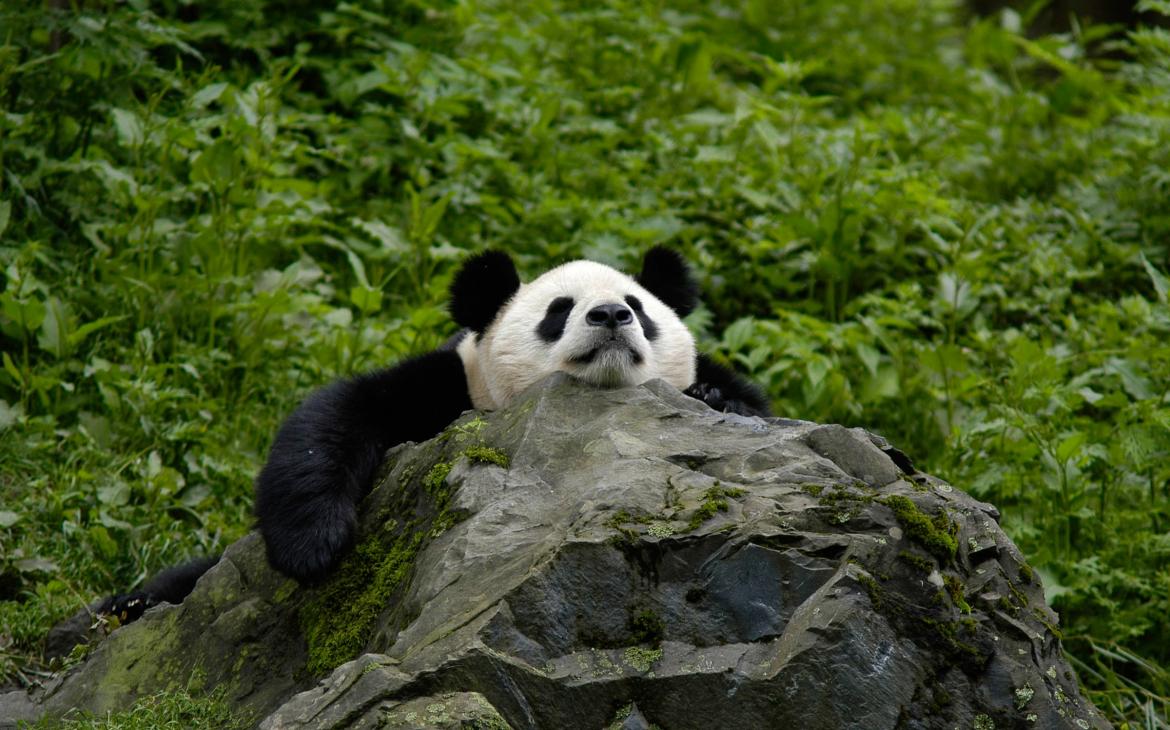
[110,108,144,147]
[1141,253,1169,304]
[0,200,10,238]
[37,296,69,358]
[1,294,45,333]
[0,510,19,527]
[15,557,57,573]
[350,285,383,315]
[68,315,128,348]
[695,145,736,163]
[353,219,408,254]
[191,82,229,109]
[922,344,967,374]
[0,399,17,431]
[191,139,241,191]
[1107,358,1153,401]
[1056,432,1087,463]
[345,249,370,289]
[1137,0,1170,16]
[856,342,881,377]
[806,357,831,388]
[935,272,977,318]
[88,525,118,560]
[722,318,755,352]
[2,352,20,382]
[97,480,129,506]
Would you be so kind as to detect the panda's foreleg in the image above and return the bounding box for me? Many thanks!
[99,555,221,623]
[685,353,772,418]
[254,350,473,583]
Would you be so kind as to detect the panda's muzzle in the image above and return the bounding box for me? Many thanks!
[585,303,634,329]
[569,302,645,368]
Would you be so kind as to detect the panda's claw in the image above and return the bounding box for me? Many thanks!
[98,591,152,624]
[685,381,730,412]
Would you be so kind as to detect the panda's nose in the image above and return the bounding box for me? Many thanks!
[586,303,634,328]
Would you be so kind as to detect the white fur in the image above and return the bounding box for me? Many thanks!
[457,260,696,409]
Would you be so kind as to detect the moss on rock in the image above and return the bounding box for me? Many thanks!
[881,495,957,562]
[299,527,424,676]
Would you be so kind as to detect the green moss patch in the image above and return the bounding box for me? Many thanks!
[686,484,746,532]
[299,527,424,675]
[1032,608,1064,640]
[942,573,971,613]
[897,550,936,574]
[299,444,479,675]
[808,482,876,524]
[423,462,453,493]
[855,570,884,610]
[1018,561,1035,584]
[462,444,509,468]
[629,609,665,646]
[880,495,957,562]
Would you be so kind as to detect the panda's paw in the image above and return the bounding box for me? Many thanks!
[685,382,759,417]
[98,590,153,624]
[685,382,726,411]
[262,515,355,584]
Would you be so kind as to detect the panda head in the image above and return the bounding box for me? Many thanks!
[450,247,700,409]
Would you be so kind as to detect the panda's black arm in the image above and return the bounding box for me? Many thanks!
[685,353,772,418]
[254,349,473,583]
[99,555,221,623]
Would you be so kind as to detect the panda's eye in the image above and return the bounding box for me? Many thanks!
[624,295,658,340]
[547,297,574,315]
[537,297,575,342]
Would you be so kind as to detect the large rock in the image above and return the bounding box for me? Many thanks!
[11,375,1107,729]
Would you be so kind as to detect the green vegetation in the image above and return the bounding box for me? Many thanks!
[882,495,960,562]
[27,680,245,729]
[622,646,663,674]
[629,608,665,646]
[461,444,509,468]
[300,525,423,675]
[423,462,454,493]
[685,484,745,531]
[1,0,1168,723]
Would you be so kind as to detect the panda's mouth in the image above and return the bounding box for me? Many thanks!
[568,337,643,367]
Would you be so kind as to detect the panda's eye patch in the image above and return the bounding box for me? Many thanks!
[537,297,575,343]
[547,297,574,314]
[625,295,658,340]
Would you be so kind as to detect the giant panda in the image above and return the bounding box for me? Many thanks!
[101,247,768,616]
[256,246,769,582]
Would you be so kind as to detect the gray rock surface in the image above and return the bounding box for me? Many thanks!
[15,375,1108,729]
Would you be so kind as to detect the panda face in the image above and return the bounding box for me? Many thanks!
[457,260,697,409]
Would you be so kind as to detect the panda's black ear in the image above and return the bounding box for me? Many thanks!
[449,250,521,333]
[636,246,700,317]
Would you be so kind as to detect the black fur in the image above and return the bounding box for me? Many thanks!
[254,350,472,582]
[99,555,221,624]
[536,297,574,342]
[449,250,521,333]
[624,295,658,341]
[685,353,772,418]
[636,246,700,317]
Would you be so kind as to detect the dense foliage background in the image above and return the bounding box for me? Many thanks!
[1,0,1168,725]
